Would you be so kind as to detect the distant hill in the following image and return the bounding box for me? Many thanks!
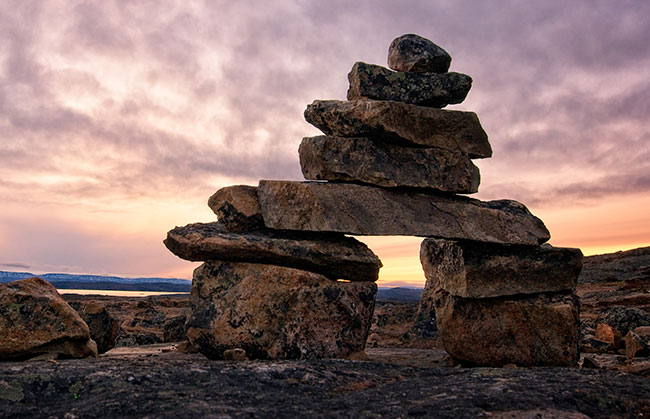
[376,287,423,303]
[0,271,191,292]
[0,270,426,298]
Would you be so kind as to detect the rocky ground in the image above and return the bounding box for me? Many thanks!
[2,346,650,418]
[1,246,649,417]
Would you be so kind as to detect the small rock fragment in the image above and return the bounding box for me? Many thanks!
[595,323,624,350]
[208,185,264,232]
[388,34,451,73]
[223,348,248,361]
[625,326,650,359]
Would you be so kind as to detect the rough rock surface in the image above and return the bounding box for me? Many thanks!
[258,181,550,245]
[388,34,452,73]
[304,99,492,158]
[186,261,377,360]
[579,245,650,284]
[207,185,264,232]
[347,62,471,107]
[595,306,650,336]
[594,323,623,349]
[67,301,120,354]
[0,277,97,360]
[64,294,189,347]
[2,350,650,418]
[299,135,480,192]
[434,290,580,366]
[626,326,650,359]
[164,222,381,282]
[420,239,582,298]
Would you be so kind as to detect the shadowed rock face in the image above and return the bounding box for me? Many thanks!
[207,185,264,232]
[164,222,381,282]
[258,181,550,245]
[304,99,492,158]
[67,301,120,354]
[347,62,472,108]
[388,34,451,73]
[0,277,97,360]
[299,136,480,193]
[420,239,583,298]
[186,261,377,360]
[434,290,580,367]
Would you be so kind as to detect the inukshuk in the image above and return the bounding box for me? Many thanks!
[165,34,582,366]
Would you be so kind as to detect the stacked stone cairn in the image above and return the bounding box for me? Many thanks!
[165,34,583,366]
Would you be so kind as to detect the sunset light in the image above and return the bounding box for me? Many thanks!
[1,1,648,288]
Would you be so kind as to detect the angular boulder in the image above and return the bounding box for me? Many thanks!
[347,62,472,107]
[207,185,264,232]
[186,261,377,360]
[304,99,491,158]
[420,239,582,298]
[164,222,382,282]
[0,277,97,360]
[258,181,550,245]
[388,34,451,73]
[434,290,580,367]
[68,301,120,354]
[595,323,624,350]
[625,326,650,359]
[299,136,480,192]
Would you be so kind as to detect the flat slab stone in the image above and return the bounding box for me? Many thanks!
[304,99,491,158]
[208,185,264,232]
[0,277,97,360]
[299,136,480,193]
[435,290,580,367]
[186,261,377,360]
[347,62,472,108]
[420,239,583,298]
[258,181,550,245]
[388,34,451,73]
[164,222,381,282]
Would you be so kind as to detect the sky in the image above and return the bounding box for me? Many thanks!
[1,0,649,287]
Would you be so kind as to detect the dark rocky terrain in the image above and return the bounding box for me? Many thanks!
[2,347,650,418]
[1,246,650,416]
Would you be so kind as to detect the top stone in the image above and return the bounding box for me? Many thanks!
[388,34,451,73]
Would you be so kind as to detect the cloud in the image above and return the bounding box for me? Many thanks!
[1,0,649,279]
[0,263,31,270]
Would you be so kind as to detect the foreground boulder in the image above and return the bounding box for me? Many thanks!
[299,135,480,192]
[420,239,582,298]
[0,277,97,360]
[304,99,491,158]
[434,290,580,366]
[164,222,381,282]
[347,62,471,107]
[258,181,550,245]
[388,34,452,73]
[186,261,377,360]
